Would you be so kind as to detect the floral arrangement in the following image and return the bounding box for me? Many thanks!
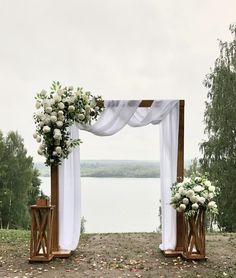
[170,176,219,217]
[33,81,104,166]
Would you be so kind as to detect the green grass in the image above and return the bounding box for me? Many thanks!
[0,229,30,242]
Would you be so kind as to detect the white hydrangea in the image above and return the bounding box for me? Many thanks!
[198,196,206,204]
[50,115,57,123]
[53,95,62,102]
[58,110,64,116]
[33,132,37,139]
[37,148,43,155]
[190,195,199,203]
[57,89,64,96]
[77,114,85,121]
[40,89,47,96]
[36,136,41,143]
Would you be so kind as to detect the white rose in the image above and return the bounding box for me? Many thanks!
[36,136,41,143]
[208,192,214,199]
[183,177,191,184]
[35,101,41,109]
[199,197,206,204]
[182,198,189,205]
[50,159,54,163]
[52,151,57,156]
[50,115,57,123]
[37,149,43,155]
[43,126,51,133]
[178,186,186,195]
[56,121,63,128]
[208,201,217,209]
[192,203,199,210]
[55,146,62,154]
[194,185,204,192]
[54,129,61,134]
[205,180,211,187]
[39,121,44,127]
[77,114,85,121]
[51,111,57,116]
[58,102,65,109]
[58,110,64,116]
[95,106,99,111]
[186,190,194,198]
[39,143,45,149]
[175,193,181,200]
[68,105,75,112]
[33,132,37,139]
[209,186,215,192]
[58,115,65,121]
[190,195,199,203]
[45,106,53,113]
[179,204,186,211]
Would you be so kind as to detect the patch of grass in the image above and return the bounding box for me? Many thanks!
[0,229,30,242]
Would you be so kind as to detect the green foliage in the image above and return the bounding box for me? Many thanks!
[200,25,236,232]
[184,158,203,177]
[0,130,40,229]
[0,228,29,242]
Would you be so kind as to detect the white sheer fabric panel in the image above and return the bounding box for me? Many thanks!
[59,125,81,250]
[59,100,179,251]
[78,100,141,135]
[159,102,179,250]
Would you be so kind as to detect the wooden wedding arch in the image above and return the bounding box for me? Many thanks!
[50,100,185,258]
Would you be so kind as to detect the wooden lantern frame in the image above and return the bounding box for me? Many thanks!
[50,100,185,257]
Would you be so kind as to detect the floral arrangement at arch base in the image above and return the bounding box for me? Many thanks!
[33,81,104,166]
[170,176,219,217]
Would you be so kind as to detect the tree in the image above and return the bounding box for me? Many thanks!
[0,130,41,229]
[200,24,236,232]
[184,158,202,177]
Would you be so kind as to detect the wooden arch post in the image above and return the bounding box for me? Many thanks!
[50,99,185,257]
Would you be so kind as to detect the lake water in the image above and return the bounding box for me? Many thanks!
[40,177,161,233]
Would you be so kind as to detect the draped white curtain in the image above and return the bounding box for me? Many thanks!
[59,100,180,251]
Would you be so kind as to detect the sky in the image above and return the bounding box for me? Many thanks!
[0,0,235,162]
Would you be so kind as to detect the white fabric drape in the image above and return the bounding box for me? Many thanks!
[59,100,180,251]
[159,102,179,250]
[59,125,81,250]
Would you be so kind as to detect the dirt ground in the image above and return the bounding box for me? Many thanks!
[1,231,236,278]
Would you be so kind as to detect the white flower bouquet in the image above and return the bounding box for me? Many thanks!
[33,81,104,166]
[170,176,219,217]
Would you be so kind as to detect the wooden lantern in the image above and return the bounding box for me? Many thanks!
[182,208,207,260]
[29,205,55,262]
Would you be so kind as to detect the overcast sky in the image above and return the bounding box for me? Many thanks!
[0,0,235,162]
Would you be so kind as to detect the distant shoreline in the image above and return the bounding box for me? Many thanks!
[35,159,191,178]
